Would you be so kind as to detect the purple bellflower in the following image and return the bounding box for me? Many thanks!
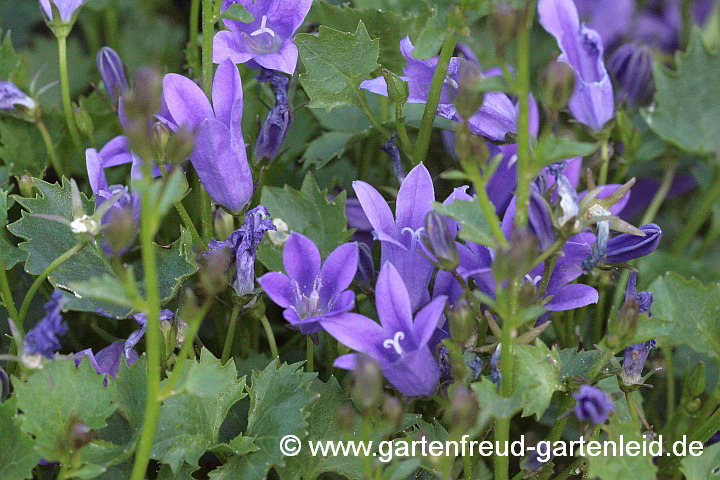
[322,262,448,397]
[163,60,253,212]
[205,205,275,296]
[353,163,435,311]
[0,81,36,112]
[622,272,656,385]
[360,37,517,141]
[255,68,292,160]
[257,233,359,334]
[23,291,68,359]
[97,47,128,108]
[573,384,614,424]
[608,43,654,107]
[76,341,140,380]
[573,0,634,48]
[538,0,615,131]
[38,0,86,22]
[604,223,662,264]
[213,0,313,75]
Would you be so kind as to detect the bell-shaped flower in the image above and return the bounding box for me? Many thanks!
[23,291,68,360]
[254,68,292,160]
[75,340,139,381]
[604,223,662,263]
[573,384,614,424]
[608,43,654,107]
[257,233,359,334]
[322,262,448,397]
[96,46,128,107]
[213,0,313,75]
[353,163,435,311]
[0,81,36,113]
[163,60,253,211]
[38,0,86,23]
[538,0,614,130]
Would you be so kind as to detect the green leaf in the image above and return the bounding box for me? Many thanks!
[296,21,380,111]
[635,273,720,359]
[12,358,117,463]
[301,131,354,169]
[681,441,720,480]
[151,350,248,473]
[532,135,598,172]
[209,360,318,480]
[471,377,523,419]
[7,178,196,317]
[257,173,353,272]
[0,397,42,480]
[156,463,199,480]
[0,117,49,176]
[586,416,657,480]
[221,4,254,23]
[0,30,24,83]
[513,341,564,419]
[1,188,26,269]
[171,348,239,399]
[641,29,720,155]
[432,199,497,248]
[557,348,604,382]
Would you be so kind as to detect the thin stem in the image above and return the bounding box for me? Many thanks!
[593,286,607,345]
[532,237,565,268]
[394,102,413,155]
[671,168,720,254]
[36,118,64,177]
[626,391,639,421]
[189,0,201,74]
[356,91,391,138]
[202,0,214,100]
[57,34,83,167]
[513,3,534,228]
[640,166,676,225]
[221,303,242,365]
[413,34,456,165]
[259,315,279,359]
[476,182,509,248]
[0,259,19,324]
[306,335,314,372]
[18,241,88,329]
[664,346,675,419]
[103,6,119,52]
[174,201,205,251]
[683,0,693,49]
[597,141,610,186]
[554,456,585,480]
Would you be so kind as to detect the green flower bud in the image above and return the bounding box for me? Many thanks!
[213,207,236,241]
[165,126,195,165]
[450,298,474,345]
[542,61,575,112]
[351,355,384,411]
[74,104,94,139]
[382,69,409,105]
[452,60,486,119]
[490,3,519,51]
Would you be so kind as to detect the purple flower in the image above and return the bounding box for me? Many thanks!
[23,291,68,359]
[353,163,435,311]
[125,309,175,358]
[38,0,86,22]
[163,60,253,212]
[213,0,312,75]
[573,0,634,47]
[707,431,720,446]
[625,271,653,316]
[538,0,615,130]
[75,341,139,380]
[608,43,654,107]
[573,384,614,424]
[96,47,128,108]
[205,206,275,296]
[622,340,656,384]
[257,233,359,334]
[322,262,447,396]
[360,37,516,141]
[0,81,36,112]
[605,223,662,263]
[255,69,292,160]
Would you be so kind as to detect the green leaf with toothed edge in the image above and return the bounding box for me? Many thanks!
[0,397,42,480]
[586,416,657,480]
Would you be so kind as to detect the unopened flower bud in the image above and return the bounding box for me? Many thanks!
[351,355,384,411]
[451,385,479,431]
[490,4,519,51]
[449,299,474,345]
[608,43,654,107]
[382,69,409,104]
[17,175,34,197]
[124,67,163,122]
[151,122,171,158]
[382,396,404,428]
[605,223,662,264]
[354,242,376,289]
[542,61,575,111]
[573,385,613,424]
[455,122,490,164]
[198,244,233,295]
[682,361,705,400]
[452,60,485,119]
[213,208,235,241]
[103,204,135,256]
[68,416,96,451]
[96,46,128,107]
[165,126,195,165]
[74,104,94,139]
[492,228,538,282]
[0,81,36,114]
[424,211,458,270]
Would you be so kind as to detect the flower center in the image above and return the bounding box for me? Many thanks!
[400,226,426,254]
[383,331,406,355]
[292,277,327,319]
[251,15,275,37]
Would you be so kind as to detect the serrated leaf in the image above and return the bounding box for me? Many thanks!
[0,397,42,480]
[0,117,49,176]
[587,416,657,480]
[471,377,523,419]
[257,173,353,272]
[156,463,199,479]
[634,273,720,359]
[209,360,318,480]
[0,30,24,83]
[301,131,354,169]
[1,188,26,269]
[151,351,247,473]
[642,29,720,155]
[532,135,598,172]
[296,21,380,111]
[433,199,497,248]
[681,441,720,480]
[513,341,564,419]
[171,348,239,399]
[7,178,196,317]
[12,358,117,463]
[557,348,604,381]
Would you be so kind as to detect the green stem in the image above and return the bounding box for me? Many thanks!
[664,346,675,419]
[593,286,607,345]
[683,0,693,49]
[260,315,279,359]
[671,169,720,255]
[18,241,88,330]
[189,0,201,73]
[476,182,509,248]
[513,4,534,228]
[174,201,205,252]
[641,166,676,226]
[597,141,610,186]
[554,456,585,480]
[201,0,214,100]
[626,390,639,421]
[57,34,83,167]
[356,91,391,138]
[394,102,413,155]
[306,335,314,372]
[221,303,242,365]
[412,34,456,165]
[103,6,119,52]
[130,166,163,480]
[36,118,64,177]
[0,259,19,325]
[532,237,565,268]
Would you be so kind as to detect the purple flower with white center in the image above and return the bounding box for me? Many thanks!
[96,47,128,108]
[0,81,36,112]
[205,206,275,296]
[322,262,447,397]
[360,37,517,141]
[257,233,359,335]
[573,384,614,424]
[538,0,615,131]
[125,309,175,358]
[608,43,654,107]
[23,291,68,359]
[353,163,435,311]
[163,60,253,212]
[255,68,292,160]
[213,0,312,75]
[38,0,86,22]
[604,223,662,263]
[75,341,140,380]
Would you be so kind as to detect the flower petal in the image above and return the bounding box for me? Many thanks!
[257,271,294,308]
[321,313,386,357]
[163,73,213,131]
[396,163,435,231]
[212,60,243,128]
[86,149,108,194]
[284,233,321,292]
[383,347,440,396]
[545,283,598,311]
[333,353,360,370]
[413,295,448,347]
[375,262,414,332]
[212,30,254,64]
[253,41,299,75]
[319,242,359,301]
[353,180,397,238]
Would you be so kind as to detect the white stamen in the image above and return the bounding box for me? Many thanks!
[401,226,426,254]
[524,274,542,286]
[383,331,405,355]
[251,15,275,37]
